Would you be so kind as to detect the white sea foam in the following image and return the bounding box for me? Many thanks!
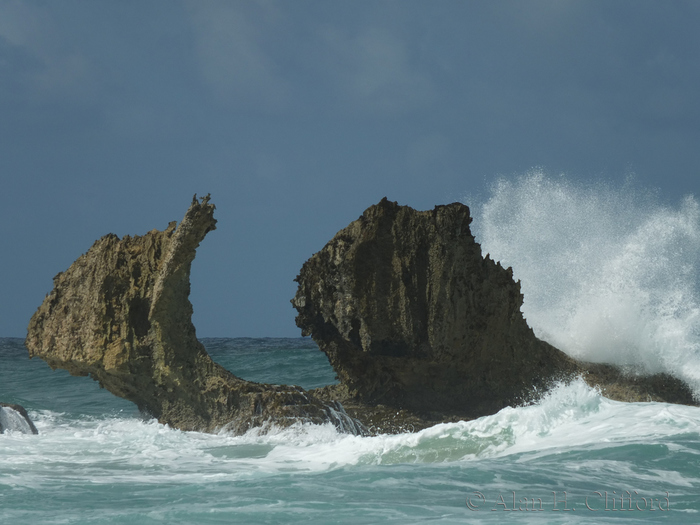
[3,380,699,494]
[196,380,700,470]
[4,343,700,523]
[470,171,700,394]
[344,379,700,465]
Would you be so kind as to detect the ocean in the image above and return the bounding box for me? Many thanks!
[3,173,700,523]
[1,336,699,524]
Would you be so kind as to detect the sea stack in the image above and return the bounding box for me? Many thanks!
[24,195,697,436]
[293,198,698,425]
[25,195,364,435]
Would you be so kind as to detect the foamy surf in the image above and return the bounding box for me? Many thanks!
[3,338,700,521]
[303,379,700,466]
[7,378,698,487]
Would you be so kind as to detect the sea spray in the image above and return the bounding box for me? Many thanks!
[471,171,700,395]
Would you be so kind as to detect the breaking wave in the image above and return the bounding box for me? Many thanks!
[470,171,700,394]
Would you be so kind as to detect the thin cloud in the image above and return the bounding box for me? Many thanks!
[185,1,436,115]
[0,0,90,100]
[319,25,436,114]
[185,0,289,110]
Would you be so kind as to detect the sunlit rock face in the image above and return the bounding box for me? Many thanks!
[26,195,364,435]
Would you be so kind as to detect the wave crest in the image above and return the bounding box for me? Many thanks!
[471,171,700,393]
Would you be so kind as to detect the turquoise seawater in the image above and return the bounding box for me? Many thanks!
[1,337,699,524]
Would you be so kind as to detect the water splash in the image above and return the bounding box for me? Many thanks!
[470,171,700,393]
[0,406,36,435]
[242,379,700,466]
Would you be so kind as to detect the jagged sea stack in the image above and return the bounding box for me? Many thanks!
[293,198,578,420]
[26,195,363,435]
[293,198,698,422]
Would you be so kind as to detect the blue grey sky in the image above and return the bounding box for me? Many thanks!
[2,0,699,337]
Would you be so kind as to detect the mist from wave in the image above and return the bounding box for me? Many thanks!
[470,171,700,395]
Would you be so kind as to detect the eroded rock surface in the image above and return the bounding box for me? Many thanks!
[293,198,697,430]
[26,195,364,435]
[24,195,695,437]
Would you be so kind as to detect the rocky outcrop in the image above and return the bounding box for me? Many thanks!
[293,198,697,430]
[0,403,38,434]
[25,195,696,437]
[26,195,364,435]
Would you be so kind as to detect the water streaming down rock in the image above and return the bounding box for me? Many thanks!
[0,403,38,434]
[25,195,364,435]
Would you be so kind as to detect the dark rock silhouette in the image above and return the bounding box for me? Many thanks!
[293,198,697,430]
[0,403,38,434]
[25,195,364,435]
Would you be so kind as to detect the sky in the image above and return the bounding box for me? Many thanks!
[2,0,700,337]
